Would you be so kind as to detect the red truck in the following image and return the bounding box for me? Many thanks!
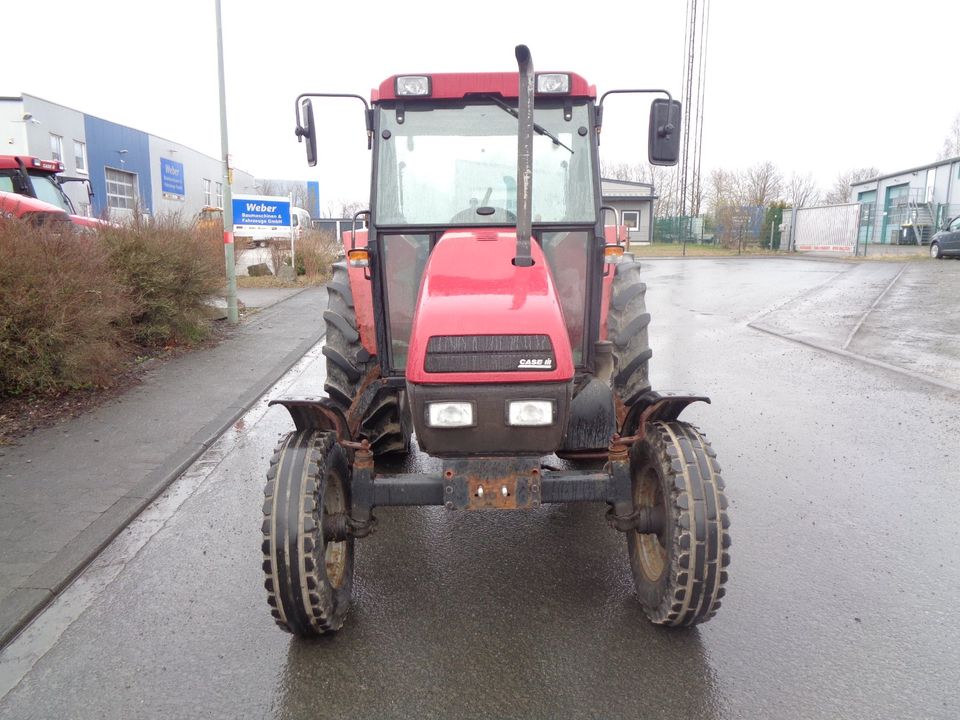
[0,155,106,229]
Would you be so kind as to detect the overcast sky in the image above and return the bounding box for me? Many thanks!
[4,0,959,208]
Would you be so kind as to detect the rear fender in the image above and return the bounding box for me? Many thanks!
[597,225,625,341]
[620,391,710,437]
[341,229,377,355]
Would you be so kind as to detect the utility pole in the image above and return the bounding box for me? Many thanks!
[216,0,238,324]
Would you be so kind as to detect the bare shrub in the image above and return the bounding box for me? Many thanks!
[296,230,338,279]
[0,219,132,397]
[268,242,289,275]
[99,215,223,347]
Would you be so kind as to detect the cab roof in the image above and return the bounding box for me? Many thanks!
[372,72,596,103]
[0,155,63,173]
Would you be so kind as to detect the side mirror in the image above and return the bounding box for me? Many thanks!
[296,99,318,167]
[648,98,682,166]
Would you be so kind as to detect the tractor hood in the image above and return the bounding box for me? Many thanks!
[405,229,575,384]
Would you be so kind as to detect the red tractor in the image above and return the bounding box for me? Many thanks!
[262,46,729,636]
[0,155,104,229]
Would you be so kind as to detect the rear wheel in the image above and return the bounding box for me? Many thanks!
[323,261,411,455]
[607,256,652,406]
[261,430,353,636]
[628,421,730,626]
[930,242,942,259]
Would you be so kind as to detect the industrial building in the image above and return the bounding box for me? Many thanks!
[849,156,960,245]
[1,93,256,220]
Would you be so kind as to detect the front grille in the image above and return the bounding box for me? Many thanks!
[425,335,555,373]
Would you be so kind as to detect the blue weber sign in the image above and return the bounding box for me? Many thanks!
[232,196,291,227]
[160,158,184,198]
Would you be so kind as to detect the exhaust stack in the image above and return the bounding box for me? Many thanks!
[514,44,534,268]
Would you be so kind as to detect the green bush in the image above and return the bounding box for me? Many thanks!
[100,216,224,347]
[0,219,132,397]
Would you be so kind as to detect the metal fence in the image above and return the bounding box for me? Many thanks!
[793,203,861,253]
[653,206,771,248]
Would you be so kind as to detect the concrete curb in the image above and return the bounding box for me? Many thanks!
[0,292,326,649]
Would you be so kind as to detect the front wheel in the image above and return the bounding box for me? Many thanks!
[930,242,942,259]
[627,421,730,626]
[261,430,354,636]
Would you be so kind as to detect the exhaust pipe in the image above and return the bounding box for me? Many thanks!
[514,44,534,268]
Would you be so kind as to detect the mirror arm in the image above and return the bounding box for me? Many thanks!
[293,92,373,148]
[596,88,674,135]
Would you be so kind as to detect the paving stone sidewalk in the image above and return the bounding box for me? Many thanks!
[0,287,327,647]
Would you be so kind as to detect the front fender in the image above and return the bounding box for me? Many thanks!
[268,397,351,444]
[620,391,711,438]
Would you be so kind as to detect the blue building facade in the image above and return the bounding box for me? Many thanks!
[83,115,153,216]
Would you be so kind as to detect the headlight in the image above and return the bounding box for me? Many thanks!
[395,76,431,97]
[507,400,554,427]
[536,74,570,94]
[426,401,474,428]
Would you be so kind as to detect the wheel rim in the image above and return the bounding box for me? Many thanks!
[322,471,348,589]
[931,244,938,258]
[633,466,668,582]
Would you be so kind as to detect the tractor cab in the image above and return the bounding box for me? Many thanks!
[0,155,99,228]
[370,73,600,380]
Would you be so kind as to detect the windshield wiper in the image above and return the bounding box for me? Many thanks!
[483,95,573,153]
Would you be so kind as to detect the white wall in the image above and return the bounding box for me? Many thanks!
[21,95,90,214]
[0,99,29,154]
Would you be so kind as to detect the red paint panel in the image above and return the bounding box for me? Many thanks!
[342,229,377,355]
[0,189,68,221]
[405,230,574,384]
[373,72,596,102]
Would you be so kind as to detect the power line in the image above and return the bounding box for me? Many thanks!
[678,0,710,220]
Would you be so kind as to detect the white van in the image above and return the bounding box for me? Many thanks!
[291,207,312,240]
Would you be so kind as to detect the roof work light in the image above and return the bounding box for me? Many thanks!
[395,76,431,97]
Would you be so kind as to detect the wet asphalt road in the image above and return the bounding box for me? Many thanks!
[1,257,959,719]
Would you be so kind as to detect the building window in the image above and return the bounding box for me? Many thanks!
[105,167,137,210]
[215,181,223,208]
[203,178,212,206]
[622,210,640,229]
[74,141,87,174]
[50,134,63,162]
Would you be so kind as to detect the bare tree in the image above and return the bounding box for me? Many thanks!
[707,168,747,213]
[599,161,679,218]
[787,172,820,209]
[324,199,367,219]
[823,167,880,204]
[744,162,783,207]
[253,179,310,209]
[938,113,960,160]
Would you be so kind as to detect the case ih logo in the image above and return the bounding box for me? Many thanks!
[518,358,552,369]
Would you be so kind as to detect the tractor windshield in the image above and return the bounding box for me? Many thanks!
[28,172,74,213]
[375,100,596,226]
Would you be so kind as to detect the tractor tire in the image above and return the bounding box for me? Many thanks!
[323,261,411,455]
[261,430,354,636]
[627,421,730,626]
[607,256,652,406]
